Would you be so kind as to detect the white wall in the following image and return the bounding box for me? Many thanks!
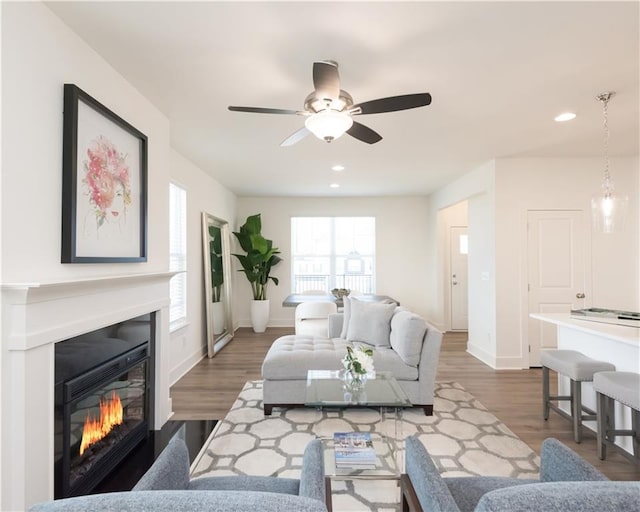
[1,2,171,283]
[426,156,639,370]
[0,8,238,505]
[0,3,171,507]
[494,157,639,368]
[425,161,496,364]
[235,196,430,327]
[168,150,236,384]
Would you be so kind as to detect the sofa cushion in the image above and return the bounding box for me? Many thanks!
[372,346,419,380]
[390,311,427,367]
[346,300,396,347]
[262,335,350,380]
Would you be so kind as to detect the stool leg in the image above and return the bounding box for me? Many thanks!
[633,409,640,460]
[597,391,607,460]
[542,366,550,421]
[606,395,615,444]
[571,379,582,443]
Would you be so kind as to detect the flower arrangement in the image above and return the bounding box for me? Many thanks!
[342,345,374,378]
[331,288,350,299]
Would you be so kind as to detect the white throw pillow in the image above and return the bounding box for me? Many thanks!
[389,310,427,367]
[346,300,396,347]
[340,296,354,338]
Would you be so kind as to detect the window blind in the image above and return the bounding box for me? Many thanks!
[169,183,187,328]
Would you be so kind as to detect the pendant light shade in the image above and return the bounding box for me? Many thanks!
[591,92,628,234]
[591,189,628,233]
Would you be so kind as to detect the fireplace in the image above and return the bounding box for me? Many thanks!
[1,272,174,511]
[54,313,154,498]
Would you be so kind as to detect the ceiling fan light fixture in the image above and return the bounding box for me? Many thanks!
[304,110,353,142]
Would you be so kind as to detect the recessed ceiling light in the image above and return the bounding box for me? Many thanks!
[554,112,576,122]
[331,165,345,171]
[329,183,340,188]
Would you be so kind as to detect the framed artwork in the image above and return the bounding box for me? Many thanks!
[61,84,148,263]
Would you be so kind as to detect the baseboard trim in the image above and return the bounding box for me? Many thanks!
[466,341,496,369]
[494,356,528,370]
[467,343,528,370]
[170,346,206,386]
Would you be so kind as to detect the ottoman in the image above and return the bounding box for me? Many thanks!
[262,335,349,414]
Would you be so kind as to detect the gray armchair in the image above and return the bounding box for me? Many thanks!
[29,437,327,512]
[401,436,640,512]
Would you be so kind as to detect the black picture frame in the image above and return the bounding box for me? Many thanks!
[61,84,148,263]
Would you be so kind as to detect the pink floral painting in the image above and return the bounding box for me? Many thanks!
[83,135,132,231]
[62,84,147,262]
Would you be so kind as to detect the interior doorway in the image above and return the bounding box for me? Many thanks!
[450,226,469,331]
[439,200,469,334]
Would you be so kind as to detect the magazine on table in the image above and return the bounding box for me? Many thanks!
[333,432,376,468]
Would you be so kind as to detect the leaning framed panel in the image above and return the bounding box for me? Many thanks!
[61,83,148,263]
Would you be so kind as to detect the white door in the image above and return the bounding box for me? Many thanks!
[527,210,589,366]
[450,226,469,331]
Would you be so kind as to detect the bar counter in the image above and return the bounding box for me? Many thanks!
[531,313,639,454]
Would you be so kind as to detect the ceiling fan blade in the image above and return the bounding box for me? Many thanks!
[346,121,383,144]
[228,106,302,115]
[351,93,432,115]
[280,127,311,147]
[313,61,340,100]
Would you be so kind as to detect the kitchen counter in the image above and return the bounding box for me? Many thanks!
[531,313,639,454]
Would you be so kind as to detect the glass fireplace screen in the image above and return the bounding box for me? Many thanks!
[67,359,147,491]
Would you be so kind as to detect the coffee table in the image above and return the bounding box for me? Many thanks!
[305,370,412,511]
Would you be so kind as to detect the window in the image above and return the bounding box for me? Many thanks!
[459,234,469,255]
[169,183,187,329]
[291,217,375,293]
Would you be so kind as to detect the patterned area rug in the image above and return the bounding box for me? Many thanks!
[192,381,539,512]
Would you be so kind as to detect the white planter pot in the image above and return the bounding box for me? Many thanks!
[212,301,225,335]
[250,299,270,333]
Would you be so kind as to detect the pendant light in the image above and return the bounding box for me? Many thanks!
[590,92,628,233]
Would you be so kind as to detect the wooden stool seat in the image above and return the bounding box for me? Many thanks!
[541,349,615,443]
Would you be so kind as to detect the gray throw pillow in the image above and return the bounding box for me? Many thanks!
[389,310,427,367]
[346,300,396,347]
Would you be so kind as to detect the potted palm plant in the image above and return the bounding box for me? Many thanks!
[232,214,282,332]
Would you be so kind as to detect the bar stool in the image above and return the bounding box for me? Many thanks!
[541,349,615,443]
[593,371,640,462]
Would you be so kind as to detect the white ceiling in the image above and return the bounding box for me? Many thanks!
[46,1,639,197]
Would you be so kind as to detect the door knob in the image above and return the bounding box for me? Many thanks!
[452,281,458,285]
[576,293,585,299]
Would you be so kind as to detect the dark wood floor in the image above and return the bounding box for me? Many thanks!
[170,328,640,480]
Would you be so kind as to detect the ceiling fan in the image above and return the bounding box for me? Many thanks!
[228,60,432,146]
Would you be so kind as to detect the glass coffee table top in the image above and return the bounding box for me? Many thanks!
[305,370,411,408]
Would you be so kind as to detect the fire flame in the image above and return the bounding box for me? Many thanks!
[79,391,123,456]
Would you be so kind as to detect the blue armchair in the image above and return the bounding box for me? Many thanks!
[401,435,640,512]
[30,437,327,512]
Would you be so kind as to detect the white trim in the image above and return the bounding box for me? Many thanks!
[466,341,496,368]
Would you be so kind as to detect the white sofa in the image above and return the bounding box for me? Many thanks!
[262,298,443,415]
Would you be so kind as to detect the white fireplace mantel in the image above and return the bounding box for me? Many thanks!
[1,271,176,511]
[2,272,176,351]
